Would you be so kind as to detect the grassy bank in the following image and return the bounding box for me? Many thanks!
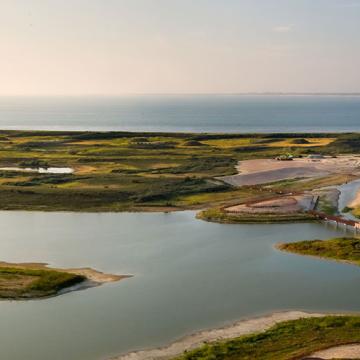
[197,207,317,224]
[277,237,360,265]
[0,265,85,299]
[175,316,360,360]
[0,130,358,211]
[342,205,360,220]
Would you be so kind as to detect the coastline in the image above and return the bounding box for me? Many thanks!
[110,311,331,360]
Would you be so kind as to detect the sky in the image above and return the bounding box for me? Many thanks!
[1,0,360,95]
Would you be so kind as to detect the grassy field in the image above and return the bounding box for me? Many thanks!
[175,316,360,360]
[277,237,360,265]
[0,130,358,211]
[0,265,85,299]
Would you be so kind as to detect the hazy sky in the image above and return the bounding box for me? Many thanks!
[1,0,360,95]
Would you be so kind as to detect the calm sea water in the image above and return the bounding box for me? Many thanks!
[0,211,359,360]
[0,95,359,133]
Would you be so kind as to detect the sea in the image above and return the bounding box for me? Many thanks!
[0,95,359,133]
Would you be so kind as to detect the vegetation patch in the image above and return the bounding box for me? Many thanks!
[133,178,230,203]
[316,197,338,215]
[6,174,85,187]
[197,207,316,224]
[0,266,85,299]
[352,206,360,219]
[290,138,310,144]
[19,159,49,168]
[277,237,360,265]
[183,140,206,147]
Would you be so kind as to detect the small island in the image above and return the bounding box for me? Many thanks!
[276,237,360,266]
[0,261,128,300]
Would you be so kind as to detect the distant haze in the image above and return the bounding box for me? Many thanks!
[1,0,360,95]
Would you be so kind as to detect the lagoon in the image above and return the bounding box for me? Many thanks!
[0,211,359,360]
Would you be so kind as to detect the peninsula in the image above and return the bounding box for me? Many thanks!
[0,261,127,300]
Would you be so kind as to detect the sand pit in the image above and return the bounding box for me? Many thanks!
[221,156,360,186]
[225,194,316,214]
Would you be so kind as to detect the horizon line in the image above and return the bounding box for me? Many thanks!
[1,92,360,97]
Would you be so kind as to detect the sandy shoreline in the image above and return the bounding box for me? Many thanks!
[110,311,330,360]
[57,266,132,296]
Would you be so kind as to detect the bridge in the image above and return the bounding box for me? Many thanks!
[309,210,360,230]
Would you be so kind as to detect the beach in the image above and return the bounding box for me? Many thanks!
[111,311,328,360]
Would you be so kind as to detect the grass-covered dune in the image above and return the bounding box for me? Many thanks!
[277,237,360,265]
[175,316,360,360]
[0,130,358,211]
[0,265,85,299]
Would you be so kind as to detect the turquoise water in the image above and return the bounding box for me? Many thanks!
[0,95,359,132]
[0,211,359,360]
